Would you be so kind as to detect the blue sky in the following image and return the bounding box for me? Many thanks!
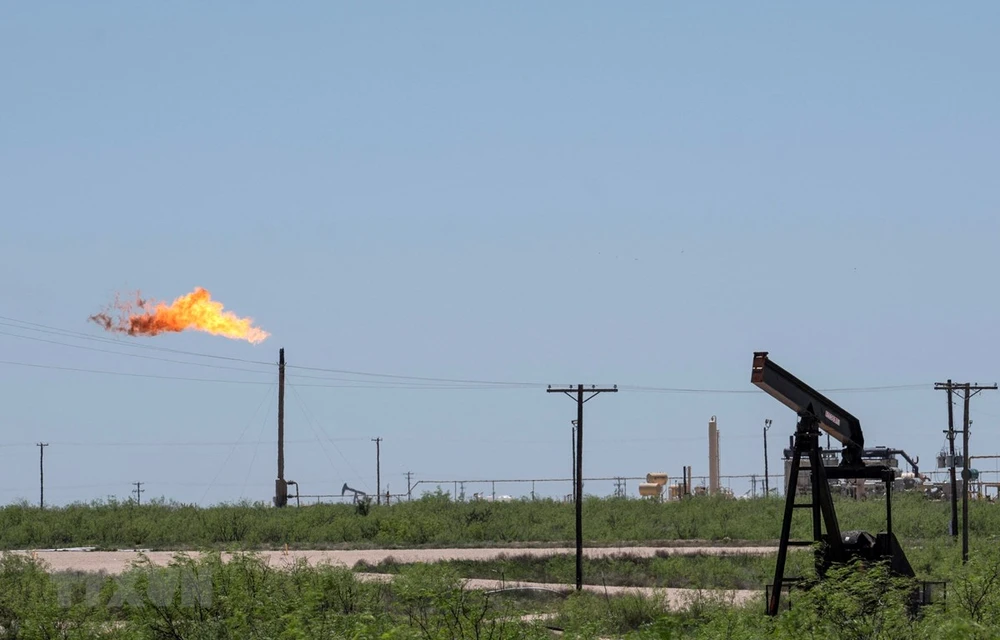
[2,3,1000,507]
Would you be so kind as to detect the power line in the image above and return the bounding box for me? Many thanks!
[0,316,272,365]
[0,433,764,449]
[22,438,356,447]
[287,374,531,390]
[200,384,275,504]
[0,358,520,389]
[0,356,934,394]
[288,384,370,491]
[286,363,541,387]
[1,317,531,389]
[0,328,275,375]
[242,405,273,500]
[0,359,273,384]
[0,326,524,390]
[1,317,529,388]
[0,357,533,390]
[0,313,942,394]
[622,383,931,394]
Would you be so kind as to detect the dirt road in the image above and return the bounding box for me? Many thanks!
[8,546,770,611]
[354,571,760,609]
[15,545,781,574]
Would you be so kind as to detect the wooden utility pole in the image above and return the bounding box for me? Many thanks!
[547,384,618,591]
[936,380,959,538]
[372,437,383,505]
[132,481,144,505]
[275,348,288,508]
[937,380,997,562]
[37,442,48,509]
[962,385,971,562]
[958,382,996,563]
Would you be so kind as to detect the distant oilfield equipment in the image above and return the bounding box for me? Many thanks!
[709,416,720,495]
[341,483,366,503]
[782,444,928,498]
[638,472,668,500]
[643,416,734,501]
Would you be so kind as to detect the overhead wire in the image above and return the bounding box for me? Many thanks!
[200,384,275,504]
[0,316,535,389]
[0,313,938,394]
[0,327,274,375]
[285,362,542,387]
[240,403,274,499]
[25,438,364,447]
[2,320,524,388]
[0,359,273,384]
[621,383,931,394]
[286,385,345,486]
[0,433,768,449]
[288,383,371,491]
[0,315,272,366]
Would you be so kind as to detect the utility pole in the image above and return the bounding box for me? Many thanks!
[935,381,959,538]
[962,385,972,563]
[275,348,288,508]
[132,481,144,505]
[763,419,772,496]
[37,442,48,509]
[406,471,413,501]
[372,437,382,505]
[547,384,618,591]
[957,382,996,563]
[937,379,998,560]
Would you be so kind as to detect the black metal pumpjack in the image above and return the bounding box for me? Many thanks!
[752,352,919,616]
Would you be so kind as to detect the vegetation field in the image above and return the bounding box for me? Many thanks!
[2,491,1000,637]
[4,545,1000,639]
[0,491,992,550]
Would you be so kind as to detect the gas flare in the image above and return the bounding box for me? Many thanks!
[89,287,269,344]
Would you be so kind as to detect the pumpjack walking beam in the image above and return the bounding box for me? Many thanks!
[751,352,865,466]
[752,352,913,616]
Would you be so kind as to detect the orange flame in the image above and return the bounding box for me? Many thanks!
[89,287,269,344]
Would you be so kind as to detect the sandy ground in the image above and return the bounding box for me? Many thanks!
[14,545,781,575]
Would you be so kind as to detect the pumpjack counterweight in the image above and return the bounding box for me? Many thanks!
[751,352,921,616]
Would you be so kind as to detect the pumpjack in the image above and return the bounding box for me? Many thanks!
[342,483,367,504]
[752,352,924,615]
